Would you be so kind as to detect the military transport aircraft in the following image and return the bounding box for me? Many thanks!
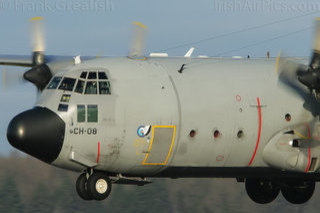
[2,16,320,205]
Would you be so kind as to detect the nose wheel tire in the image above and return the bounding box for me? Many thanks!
[87,172,112,201]
[76,173,92,201]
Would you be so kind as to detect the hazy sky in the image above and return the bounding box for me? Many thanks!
[0,0,320,154]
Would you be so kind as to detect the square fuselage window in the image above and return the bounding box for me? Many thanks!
[58,104,68,112]
[61,94,71,103]
[87,105,98,122]
[77,105,86,122]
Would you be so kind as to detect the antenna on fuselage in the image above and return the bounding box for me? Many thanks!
[184,47,195,58]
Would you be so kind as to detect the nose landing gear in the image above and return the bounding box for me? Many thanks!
[76,171,112,201]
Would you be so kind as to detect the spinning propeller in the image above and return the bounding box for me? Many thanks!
[129,22,148,59]
[1,17,52,91]
[1,19,148,91]
[279,18,320,97]
[24,17,52,90]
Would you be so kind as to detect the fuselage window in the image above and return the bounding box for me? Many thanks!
[47,77,62,89]
[87,105,98,122]
[58,104,69,112]
[80,72,87,79]
[99,81,111,94]
[88,72,97,79]
[61,94,71,103]
[59,77,76,91]
[75,80,85,94]
[98,72,108,80]
[85,81,98,94]
[77,105,86,122]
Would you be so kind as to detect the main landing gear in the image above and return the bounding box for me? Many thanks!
[245,178,315,204]
[76,171,112,201]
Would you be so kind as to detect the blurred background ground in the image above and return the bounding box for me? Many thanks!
[0,153,318,213]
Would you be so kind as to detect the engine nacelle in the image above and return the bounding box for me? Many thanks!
[263,123,320,173]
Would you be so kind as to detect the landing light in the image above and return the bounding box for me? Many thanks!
[18,128,24,137]
[289,139,299,147]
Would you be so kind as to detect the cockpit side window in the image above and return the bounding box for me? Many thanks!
[87,105,98,122]
[47,77,62,89]
[75,80,85,94]
[77,105,86,122]
[99,82,111,94]
[85,81,97,94]
[58,78,76,91]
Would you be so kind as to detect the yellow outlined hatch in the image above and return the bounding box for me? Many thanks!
[142,125,176,165]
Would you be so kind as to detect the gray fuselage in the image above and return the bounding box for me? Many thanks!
[36,57,319,178]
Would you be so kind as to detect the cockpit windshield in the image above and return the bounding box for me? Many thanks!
[47,77,62,89]
[75,80,85,94]
[85,81,98,94]
[46,71,111,95]
[58,78,76,91]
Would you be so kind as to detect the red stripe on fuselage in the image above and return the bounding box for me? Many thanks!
[97,142,100,163]
[249,97,262,166]
[305,123,311,173]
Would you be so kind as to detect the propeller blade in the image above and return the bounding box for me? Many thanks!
[310,18,320,70]
[1,68,25,90]
[129,22,147,59]
[30,17,45,53]
[2,68,5,89]
[278,54,310,100]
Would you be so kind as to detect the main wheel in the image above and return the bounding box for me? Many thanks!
[281,181,315,204]
[76,173,92,201]
[87,172,112,201]
[245,178,280,204]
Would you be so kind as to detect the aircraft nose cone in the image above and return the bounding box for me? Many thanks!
[7,107,65,163]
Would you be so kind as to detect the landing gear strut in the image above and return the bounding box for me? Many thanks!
[76,171,112,201]
[245,178,280,204]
